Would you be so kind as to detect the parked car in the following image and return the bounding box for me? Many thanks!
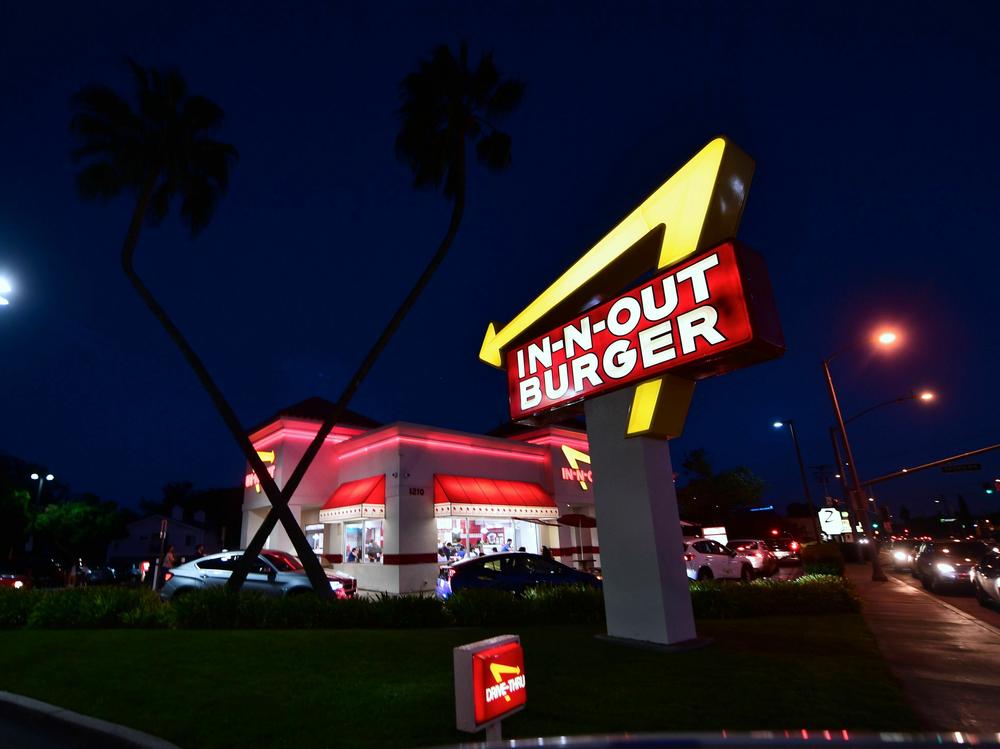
[684,538,753,582]
[436,552,600,599]
[159,550,348,601]
[765,538,801,564]
[913,540,990,592]
[0,563,31,590]
[726,539,779,577]
[83,565,118,586]
[972,549,1000,608]
[887,540,919,571]
[261,549,356,597]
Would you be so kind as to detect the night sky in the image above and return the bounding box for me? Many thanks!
[2,1,998,519]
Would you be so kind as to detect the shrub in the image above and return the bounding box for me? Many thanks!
[442,588,528,627]
[801,542,846,576]
[26,588,171,629]
[522,584,605,625]
[690,574,860,619]
[0,588,41,628]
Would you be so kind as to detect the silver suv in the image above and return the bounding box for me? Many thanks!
[159,550,346,600]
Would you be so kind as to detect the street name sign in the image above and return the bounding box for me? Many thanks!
[941,463,981,473]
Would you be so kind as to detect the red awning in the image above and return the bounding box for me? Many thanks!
[322,475,385,510]
[433,475,558,518]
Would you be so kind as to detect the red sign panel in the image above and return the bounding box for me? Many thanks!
[506,241,783,420]
[471,641,527,725]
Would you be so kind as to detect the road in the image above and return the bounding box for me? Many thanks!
[881,560,1000,630]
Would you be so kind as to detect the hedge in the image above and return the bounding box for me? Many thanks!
[0,575,859,630]
[800,542,846,576]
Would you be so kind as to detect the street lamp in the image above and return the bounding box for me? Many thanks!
[844,389,936,425]
[29,472,55,504]
[772,420,821,540]
[0,276,12,306]
[823,327,900,582]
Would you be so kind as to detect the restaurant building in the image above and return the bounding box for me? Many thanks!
[241,398,598,595]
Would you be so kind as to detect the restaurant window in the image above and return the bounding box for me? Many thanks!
[436,518,539,561]
[344,520,383,563]
[305,524,324,554]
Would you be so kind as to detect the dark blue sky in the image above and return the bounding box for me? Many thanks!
[1,1,998,517]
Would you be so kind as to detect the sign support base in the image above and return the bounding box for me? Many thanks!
[584,387,697,646]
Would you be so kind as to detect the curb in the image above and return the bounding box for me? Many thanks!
[0,691,181,749]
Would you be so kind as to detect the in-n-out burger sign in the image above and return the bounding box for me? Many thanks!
[508,241,782,420]
[481,137,784,439]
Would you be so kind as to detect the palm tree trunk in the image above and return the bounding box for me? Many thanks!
[121,174,333,597]
[229,147,467,590]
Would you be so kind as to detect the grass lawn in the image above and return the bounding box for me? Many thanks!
[0,615,916,748]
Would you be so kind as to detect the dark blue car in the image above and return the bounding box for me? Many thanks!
[436,552,601,598]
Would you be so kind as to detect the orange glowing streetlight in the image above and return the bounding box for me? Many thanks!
[918,391,935,402]
[876,330,898,346]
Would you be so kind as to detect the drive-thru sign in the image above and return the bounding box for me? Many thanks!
[479,137,784,646]
[454,635,526,737]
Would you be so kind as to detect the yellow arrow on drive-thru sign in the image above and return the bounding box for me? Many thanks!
[256,450,275,463]
[479,137,755,438]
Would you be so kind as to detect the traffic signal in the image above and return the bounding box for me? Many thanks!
[984,479,1000,495]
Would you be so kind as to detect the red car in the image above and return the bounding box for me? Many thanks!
[262,550,357,597]
[0,564,32,590]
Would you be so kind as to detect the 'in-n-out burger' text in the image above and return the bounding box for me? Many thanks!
[506,242,758,419]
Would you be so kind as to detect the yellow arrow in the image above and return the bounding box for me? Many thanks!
[256,450,275,463]
[478,137,754,368]
[489,662,521,702]
[561,444,592,490]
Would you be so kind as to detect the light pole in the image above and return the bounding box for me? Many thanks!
[26,472,54,552]
[823,329,900,582]
[772,420,821,541]
[29,472,54,506]
[845,390,935,425]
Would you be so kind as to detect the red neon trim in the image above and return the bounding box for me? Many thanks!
[433,475,556,508]
[518,435,590,451]
[323,475,386,510]
[337,434,546,463]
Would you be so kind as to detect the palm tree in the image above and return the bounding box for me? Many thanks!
[70,59,335,596]
[230,42,524,587]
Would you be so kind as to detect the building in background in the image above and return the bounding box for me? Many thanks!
[241,398,597,595]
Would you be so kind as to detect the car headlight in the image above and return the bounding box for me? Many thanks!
[893,551,907,561]
[328,580,343,590]
[936,562,956,575]
[13,580,23,590]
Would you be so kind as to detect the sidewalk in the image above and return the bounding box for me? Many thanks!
[846,563,1000,732]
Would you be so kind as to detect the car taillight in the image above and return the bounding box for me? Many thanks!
[754,552,763,559]
[790,542,800,551]
[683,553,695,562]
[163,572,173,582]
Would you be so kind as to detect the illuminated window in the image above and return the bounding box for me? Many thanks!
[344,520,383,563]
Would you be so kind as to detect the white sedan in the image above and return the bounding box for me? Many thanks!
[973,550,1000,608]
[727,539,779,577]
[684,538,753,582]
